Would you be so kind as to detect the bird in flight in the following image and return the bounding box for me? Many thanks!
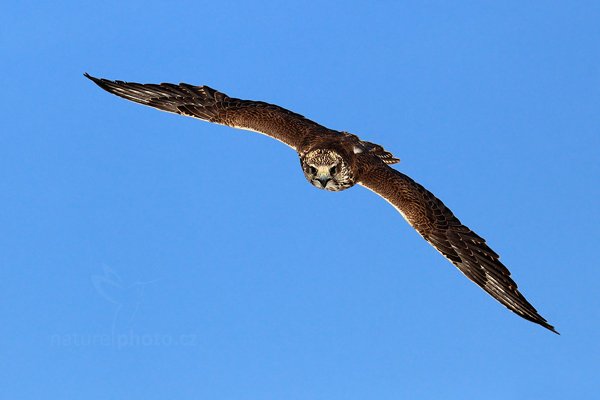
[85,73,557,334]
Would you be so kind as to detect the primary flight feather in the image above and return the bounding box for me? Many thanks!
[85,73,557,334]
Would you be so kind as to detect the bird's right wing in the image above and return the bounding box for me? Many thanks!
[358,161,557,333]
[85,73,330,150]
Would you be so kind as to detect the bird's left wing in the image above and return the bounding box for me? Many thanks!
[84,73,329,150]
[358,161,557,333]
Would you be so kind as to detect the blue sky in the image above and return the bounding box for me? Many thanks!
[2,1,599,398]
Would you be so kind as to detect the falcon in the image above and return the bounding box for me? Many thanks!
[84,73,558,334]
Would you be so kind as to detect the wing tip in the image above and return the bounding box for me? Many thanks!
[83,72,110,90]
[83,72,97,82]
[541,321,560,335]
[527,313,559,335]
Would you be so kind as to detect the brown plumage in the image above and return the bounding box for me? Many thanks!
[84,73,557,334]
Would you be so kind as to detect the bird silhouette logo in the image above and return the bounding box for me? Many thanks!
[91,265,159,334]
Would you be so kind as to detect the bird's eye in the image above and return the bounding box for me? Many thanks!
[330,166,337,175]
[308,166,317,175]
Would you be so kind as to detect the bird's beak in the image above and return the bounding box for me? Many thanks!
[316,176,331,188]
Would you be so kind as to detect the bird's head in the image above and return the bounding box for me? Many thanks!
[300,149,355,191]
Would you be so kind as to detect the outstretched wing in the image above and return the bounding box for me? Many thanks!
[84,73,329,150]
[358,161,557,333]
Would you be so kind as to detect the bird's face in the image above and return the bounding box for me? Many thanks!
[300,149,355,191]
